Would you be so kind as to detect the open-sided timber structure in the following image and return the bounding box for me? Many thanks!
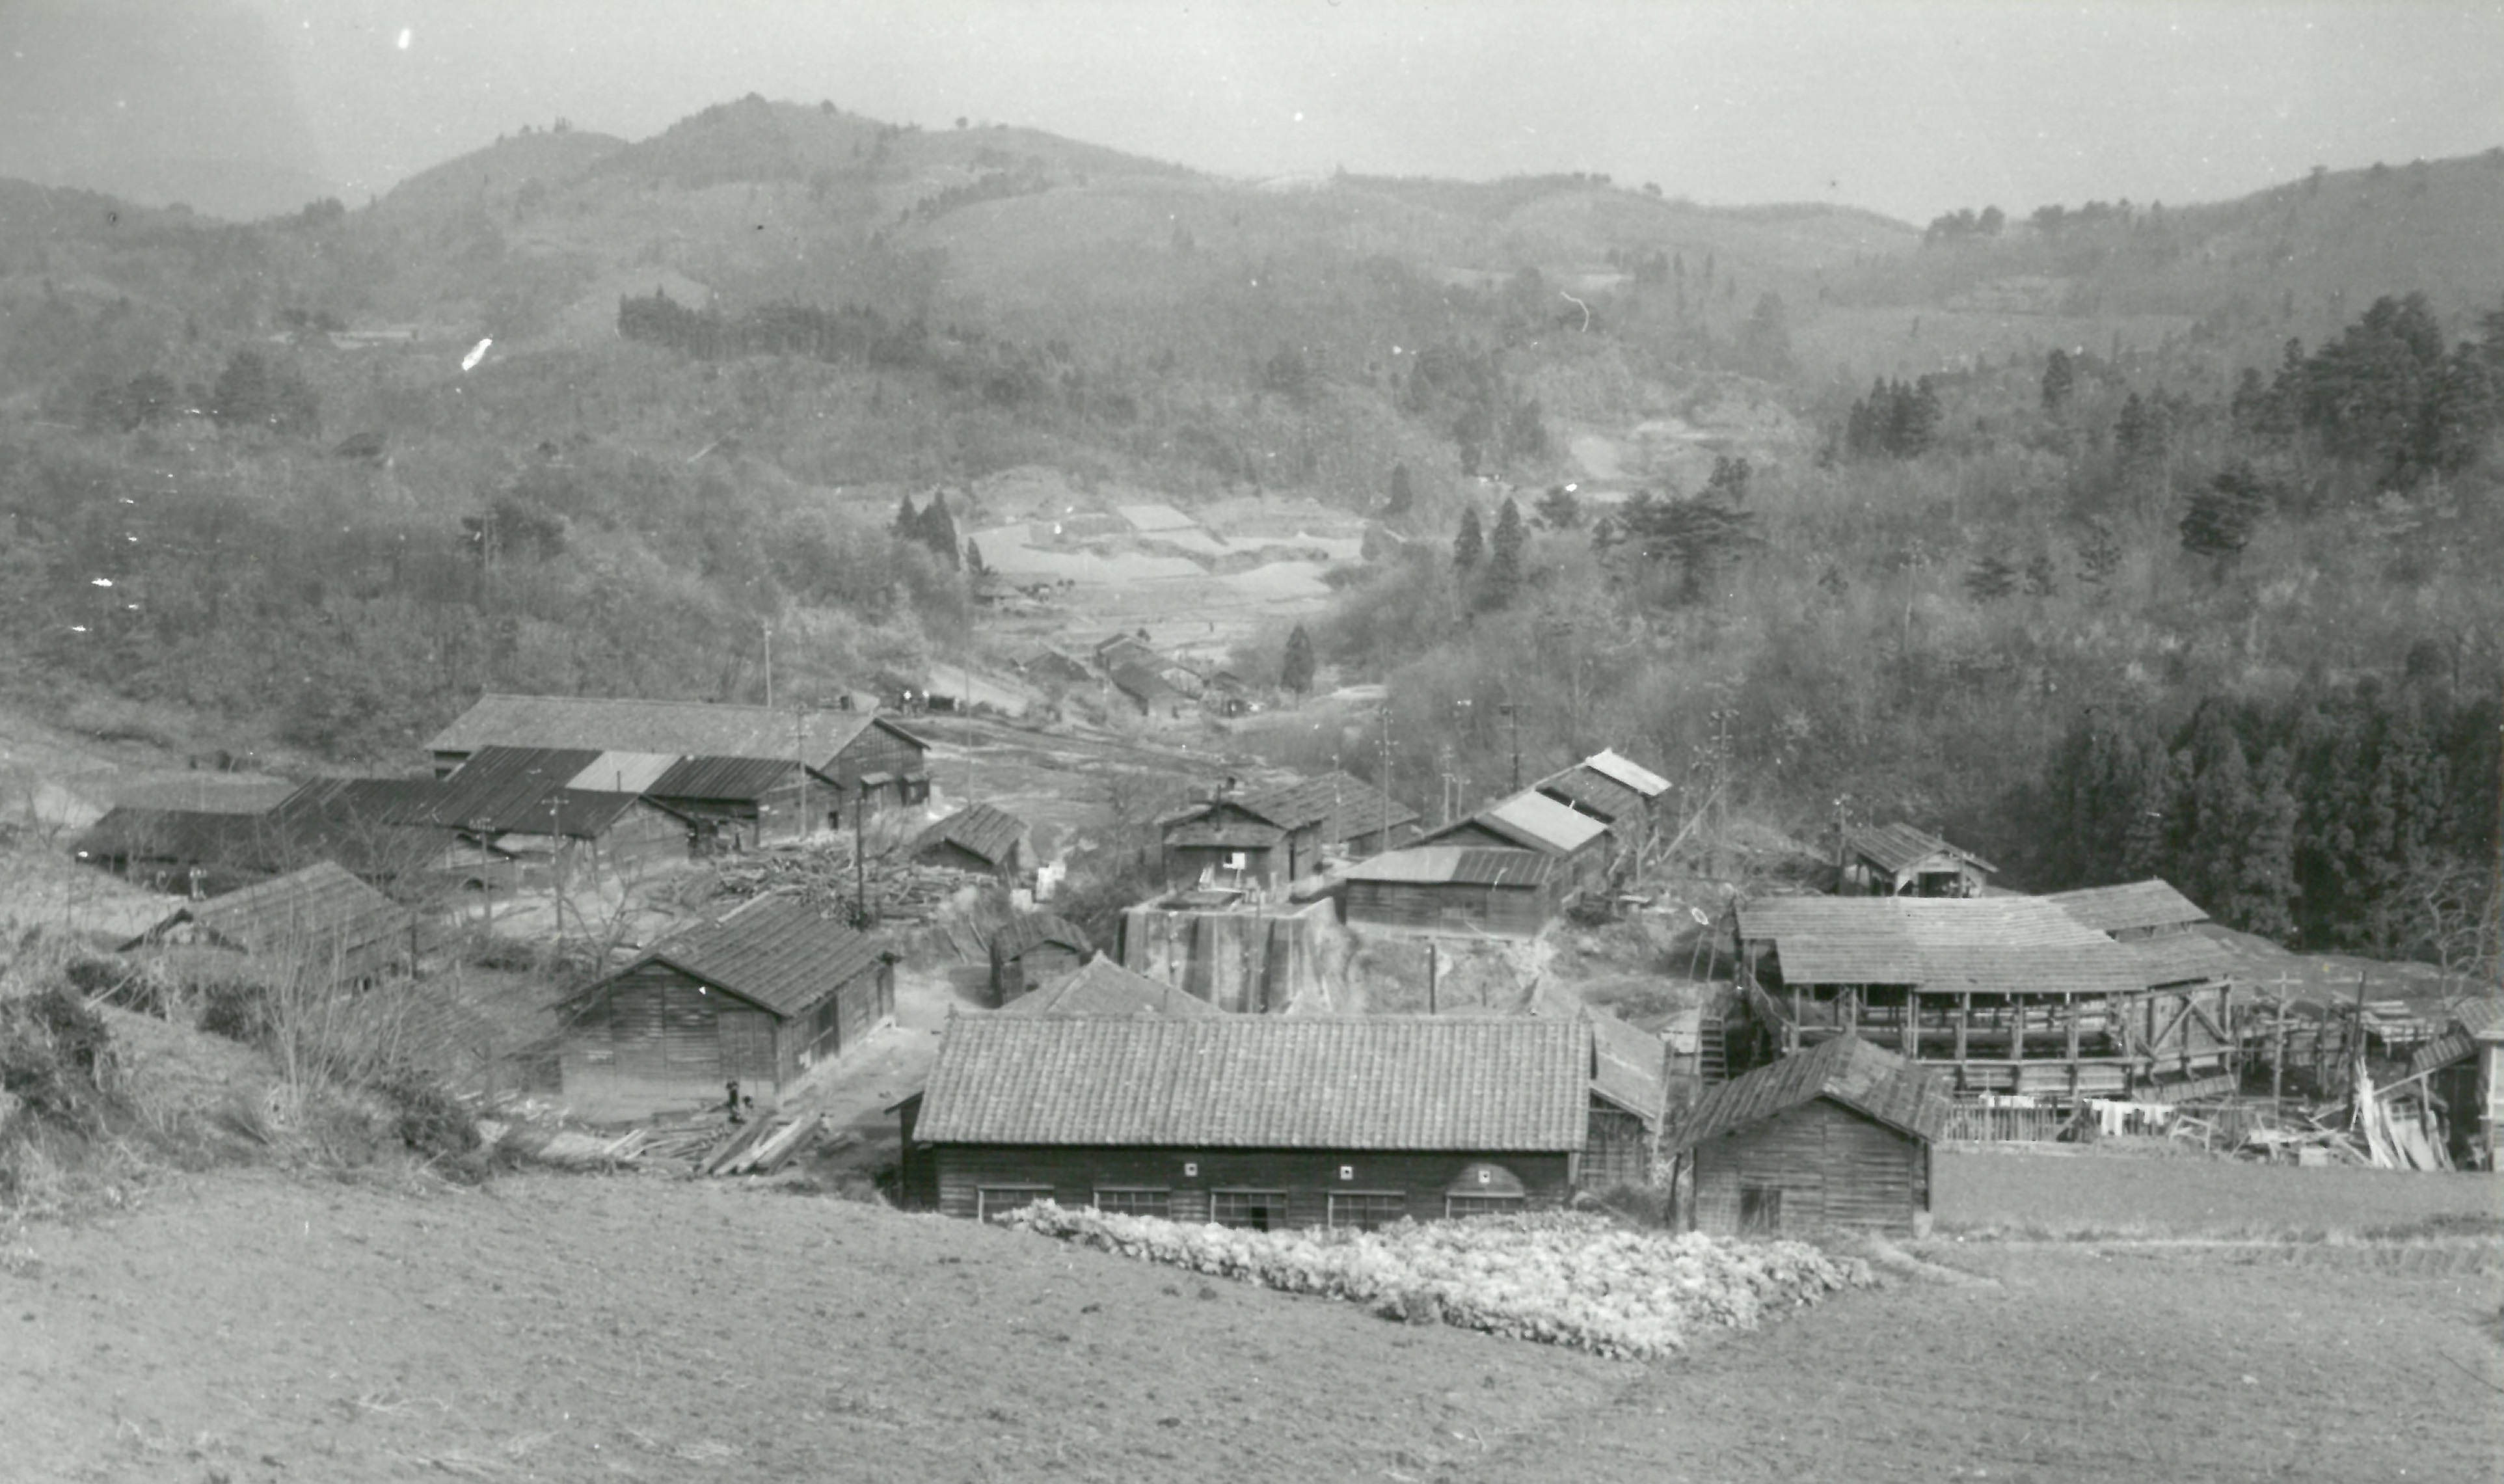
[1728,892,2239,1107]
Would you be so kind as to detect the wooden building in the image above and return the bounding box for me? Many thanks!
[74,805,285,897]
[1340,846,1559,938]
[987,913,1092,1006]
[915,802,1032,879]
[420,746,694,883]
[556,895,893,1122]
[120,861,416,981]
[647,755,832,852]
[74,780,463,897]
[1730,895,2237,1106]
[897,1016,1591,1225]
[1415,790,1611,893]
[1159,774,1417,895]
[1670,1035,1950,1237]
[424,693,929,816]
[1534,748,1672,861]
[2406,1000,2504,1168]
[1581,1003,1671,1189]
[996,955,1220,1018]
[2038,880,2209,941]
[1839,822,1997,897]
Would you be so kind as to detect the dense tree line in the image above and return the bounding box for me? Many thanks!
[2228,291,2503,489]
[2028,673,2499,964]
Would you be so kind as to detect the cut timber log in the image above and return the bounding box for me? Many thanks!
[699,1117,774,1176]
[720,1112,821,1176]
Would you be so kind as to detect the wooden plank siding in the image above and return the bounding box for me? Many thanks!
[829,725,929,815]
[1688,1100,1927,1237]
[1583,1101,1653,1189]
[1342,879,1555,937]
[992,943,1086,1006]
[556,959,893,1123]
[921,1144,1574,1224]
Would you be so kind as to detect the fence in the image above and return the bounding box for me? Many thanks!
[1940,1103,2073,1143]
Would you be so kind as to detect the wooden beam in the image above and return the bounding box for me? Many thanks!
[1956,992,1970,1067]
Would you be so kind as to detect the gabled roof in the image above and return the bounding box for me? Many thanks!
[915,802,1029,869]
[1234,774,1418,843]
[1735,896,2142,997]
[2459,999,2504,1044]
[562,751,683,794]
[427,747,664,838]
[426,694,923,772]
[1535,764,1646,825]
[1343,846,1555,888]
[913,1016,1591,1150]
[2039,880,2210,936]
[997,957,1218,1018]
[1579,749,1671,798]
[1669,1036,1950,1149]
[1848,822,1997,876]
[607,895,883,1019]
[1585,1003,1667,1124]
[73,805,263,867]
[991,911,1092,960]
[646,754,811,802]
[1431,790,1609,856]
[122,861,412,966]
[1161,803,1287,850]
[2110,932,2237,988]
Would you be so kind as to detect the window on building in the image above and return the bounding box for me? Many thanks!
[975,1185,1053,1221]
[1444,1194,1527,1219]
[1208,1189,1289,1230]
[1326,1192,1406,1231]
[1222,850,1248,872]
[1739,1184,1783,1235]
[1091,1188,1170,1218]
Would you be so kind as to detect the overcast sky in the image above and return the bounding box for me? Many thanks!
[20,1,2504,223]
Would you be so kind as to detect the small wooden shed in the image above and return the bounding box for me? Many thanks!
[915,802,1032,879]
[987,913,1092,1006]
[120,860,416,981]
[556,895,893,1122]
[1341,846,1559,938]
[1840,822,1997,898]
[1669,1035,1950,1237]
[647,755,832,852]
[1415,790,1612,893]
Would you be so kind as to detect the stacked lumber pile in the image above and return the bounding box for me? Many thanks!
[699,1111,824,1176]
[695,846,988,923]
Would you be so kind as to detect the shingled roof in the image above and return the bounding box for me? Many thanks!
[989,912,1091,961]
[913,1016,1591,1150]
[997,958,1217,1018]
[1669,1036,1950,1150]
[1848,822,1998,876]
[122,861,413,971]
[1735,895,2143,998]
[1342,846,1555,888]
[427,694,924,774]
[610,895,883,1019]
[2038,880,2210,936]
[1235,773,1418,843]
[913,802,1029,870]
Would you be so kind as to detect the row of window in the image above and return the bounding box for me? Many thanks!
[975,1187,1528,1228]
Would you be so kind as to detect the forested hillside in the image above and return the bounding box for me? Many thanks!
[0,98,2497,965]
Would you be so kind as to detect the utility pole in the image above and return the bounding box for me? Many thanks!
[794,707,808,846]
[762,623,774,709]
[1497,701,1522,792]
[854,781,869,926]
[1377,697,1393,856]
[2270,971,2293,1109]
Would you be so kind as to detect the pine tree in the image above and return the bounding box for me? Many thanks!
[2233,746,2302,942]
[2077,516,2123,586]
[1280,623,1315,695]
[963,537,987,574]
[1480,498,1525,609]
[2040,349,2076,412]
[2121,740,2185,881]
[1452,506,1484,573]
[892,494,920,537]
[917,493,962,570]
[1384,462,1414,517]
[2181,461,2270,564]
[1964,553,2017,601]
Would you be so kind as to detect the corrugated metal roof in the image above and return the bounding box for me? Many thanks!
[1425,790,1608,856]
[998,957,1217,1018]
[1585,1003,1667,1124]
[1848,822,1998,876]
[2460,999,2504,1044]
[914,802,1029,869]
[647,755,807,802]
[1236,773,1418,841]
[429,747,660,837]
[2039,880,2211,935]
[1342,846,1555,887]
[1736,896,2143,997]
[427,694,924,773]
[1535,765,1645,824]
[73,805,261,866]
[124,861,412,969]
[1669,1036,1951,1149]
[1580,749,1671,797]
[620,894,883,1019]
[563,751,682,794]
[914,1016,1592,1150]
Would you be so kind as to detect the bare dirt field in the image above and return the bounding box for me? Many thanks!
[4,1163,2496,1484]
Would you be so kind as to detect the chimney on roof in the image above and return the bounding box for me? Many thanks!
[1215,774,1241,800]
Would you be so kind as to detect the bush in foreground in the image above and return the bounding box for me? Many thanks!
[995,1202,1870,1358]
